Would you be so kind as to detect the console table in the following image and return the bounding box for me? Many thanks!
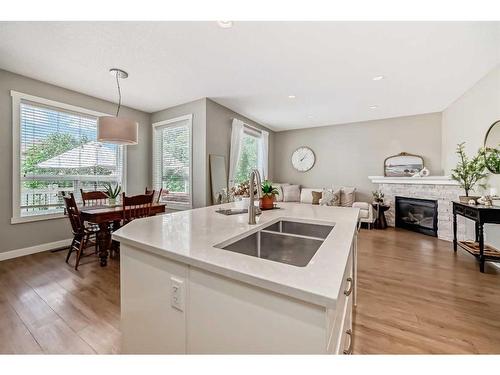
[452,201,500,273]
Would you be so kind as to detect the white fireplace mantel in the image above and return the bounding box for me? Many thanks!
[368,176,459,186]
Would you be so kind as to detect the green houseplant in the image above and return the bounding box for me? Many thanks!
[104,182,122,206]
[260,180,279,210]
[451,142,488,203]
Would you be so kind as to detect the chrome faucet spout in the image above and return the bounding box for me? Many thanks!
[248,169,262,224]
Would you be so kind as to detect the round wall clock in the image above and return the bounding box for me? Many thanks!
[291,146,315,172]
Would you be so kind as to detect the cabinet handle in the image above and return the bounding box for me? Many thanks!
[343,329,353,355]
[344,277,353,296]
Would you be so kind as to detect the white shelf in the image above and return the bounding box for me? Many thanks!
[368,176,459,185]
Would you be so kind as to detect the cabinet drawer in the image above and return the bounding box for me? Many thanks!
[337,300,353,355]
[326,250,353,352]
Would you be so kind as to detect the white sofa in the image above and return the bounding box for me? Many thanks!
[272,183,375,228]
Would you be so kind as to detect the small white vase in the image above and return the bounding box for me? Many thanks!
[108,197,116,206]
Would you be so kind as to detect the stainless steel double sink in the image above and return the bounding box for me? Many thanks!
[215,220,334,267]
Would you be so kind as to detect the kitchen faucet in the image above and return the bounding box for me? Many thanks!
[248,169,262,224]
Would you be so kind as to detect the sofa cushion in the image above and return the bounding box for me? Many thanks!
[271,182,289,202]
[340,186,356,207]
[282,184,301,202]
[311,191,322,205]
[300,188,323,204]
[319,188,341,206]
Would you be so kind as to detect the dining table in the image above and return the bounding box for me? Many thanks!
[79,203,167,266]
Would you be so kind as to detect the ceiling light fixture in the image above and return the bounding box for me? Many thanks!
[217,21,233,28]
[288,95,296,99]
[369,105,379,109]
[98,68,138,145]
[372,75,385,81]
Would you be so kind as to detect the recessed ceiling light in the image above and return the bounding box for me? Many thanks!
[372,75,385,81]
[217,21,233,28]
[369,105,378,109]
[307,115,313,119]
[288,95,296,99]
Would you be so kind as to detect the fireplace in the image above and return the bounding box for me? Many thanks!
[395,196,438,237]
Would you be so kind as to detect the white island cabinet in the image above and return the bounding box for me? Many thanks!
[113,202,359,354]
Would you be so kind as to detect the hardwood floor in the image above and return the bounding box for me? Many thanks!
[0,227,499,354]
[353,227,500,354]
[0,249,120,354]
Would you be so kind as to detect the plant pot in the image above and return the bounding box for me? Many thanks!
[108,198,116,206]
[260,195,275,210]
[459,195,480,204]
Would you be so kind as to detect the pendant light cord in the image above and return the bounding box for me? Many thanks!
[115,71,122,117]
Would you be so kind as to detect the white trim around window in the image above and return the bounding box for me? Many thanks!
[152,114,193,210]
[11,90,127,224]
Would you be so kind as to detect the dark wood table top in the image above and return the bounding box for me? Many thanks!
[452,200,500,210]
[80,203,167,224]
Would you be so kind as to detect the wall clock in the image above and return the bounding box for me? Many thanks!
[291,146,315,172]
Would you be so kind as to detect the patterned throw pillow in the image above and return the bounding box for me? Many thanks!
[319,188,341,206]
[282,184,301,202]
[311,191,322,205]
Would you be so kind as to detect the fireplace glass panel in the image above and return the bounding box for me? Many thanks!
[395,196,438,236]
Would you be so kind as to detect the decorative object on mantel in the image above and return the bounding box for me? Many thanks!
[412,166,430,177]
[104,182,122,206]
[98,69,139,145]
[260,180,279,210]
[384,152,424,177]
[451,142,488,203]
[482,119,500,174]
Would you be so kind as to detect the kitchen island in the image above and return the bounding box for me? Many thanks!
[113,202,359,354]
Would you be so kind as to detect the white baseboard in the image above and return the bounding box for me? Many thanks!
[0,238,72,262]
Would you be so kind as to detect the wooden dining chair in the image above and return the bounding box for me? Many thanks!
[62,192,99,270]
[145,187,164,204]
[80,189,108,206]
[122,192,155,225]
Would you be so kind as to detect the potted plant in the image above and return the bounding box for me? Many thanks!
[260,180,279,210]
[372,190,384,204]
[104,182,122,206]
[451,142,488,203]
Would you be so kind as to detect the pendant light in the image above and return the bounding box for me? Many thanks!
[98,68,138,145]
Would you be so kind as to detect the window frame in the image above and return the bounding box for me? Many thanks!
[152,114,193,210]
[11,90,127,224]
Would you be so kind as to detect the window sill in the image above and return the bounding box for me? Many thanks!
[11,213,66,224]
[165,203,192,211]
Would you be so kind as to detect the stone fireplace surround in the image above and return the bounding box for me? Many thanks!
[369,176,464,241]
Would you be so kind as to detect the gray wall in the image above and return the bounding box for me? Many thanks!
[206,99,275,204]
[273,113,443,202]
[442,65,500,248]
[151,98,207,208]
[0,69,151,253]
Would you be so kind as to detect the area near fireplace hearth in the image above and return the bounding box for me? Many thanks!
[368,176,464,241]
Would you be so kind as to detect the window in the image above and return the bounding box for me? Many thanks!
[233,131,260,185]
[12,91,125,223]
[232,125,269,185]
[152,114,192,209]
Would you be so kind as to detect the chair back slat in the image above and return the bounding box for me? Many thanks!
[63,192,84,235]
[123,192,155,224]
[81,189,108,206]
[145,187,165,204]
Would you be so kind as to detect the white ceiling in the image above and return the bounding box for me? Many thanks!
[0,21,499,131]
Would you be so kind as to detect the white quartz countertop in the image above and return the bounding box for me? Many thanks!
[113,202,359,308]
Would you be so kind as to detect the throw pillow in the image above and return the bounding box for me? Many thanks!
[272,182,289,202]
[311,191,322,205]
[319,188,341,206]
[340,187,356,207]
[282,184,301,202]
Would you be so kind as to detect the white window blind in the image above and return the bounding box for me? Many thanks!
[18,100,124,218]
[153,115,192,208]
